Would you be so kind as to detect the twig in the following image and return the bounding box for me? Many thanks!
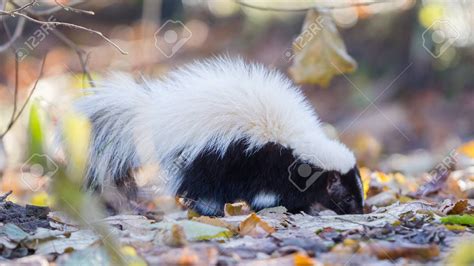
[2,1,128,55]
[1,18,20,137]
[48,28,95,87]
[54,0,94,15]
[236,0,393,12]
[0,53,48,138]
[0,190,12,202]
[4,0,38,14]
[2,11,128,55]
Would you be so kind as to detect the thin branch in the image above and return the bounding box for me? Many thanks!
[48,28,95,87]
[4,0,38,14]
[1,11,128,54]
[0,53,48,138]
[54,0,94,15]
[236,0,393,12]
[2,0,128,55]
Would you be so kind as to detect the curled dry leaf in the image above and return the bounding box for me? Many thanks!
[224,202,251,216]
[439,199,468,215]
[239,213,275,237]
[163,224,187,247]
[289,8,357,87]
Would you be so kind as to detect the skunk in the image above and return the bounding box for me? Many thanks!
[75,57,364,216]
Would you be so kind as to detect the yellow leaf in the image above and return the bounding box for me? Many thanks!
[394,173,406,185]
[418,4,445,29]
[289,8,357,87]
[447,237,474,265]
[121,245,147,266]
[294,252,315,266]
[373,171,392,183]
[359,167,371,199]
[62,112,91,181]
[458,140,474,158]
[121,246,137,257]
[239,213,275,237]
[31,191,53,207]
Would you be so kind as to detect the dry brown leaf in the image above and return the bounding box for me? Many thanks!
[224,202,251,216]
[440,199,468,215]
[163,224,187,247]
[289,8,357,87]
[359,241,440,260]
[239,213,275,237]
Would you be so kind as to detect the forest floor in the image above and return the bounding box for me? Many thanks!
[0,146,473,266]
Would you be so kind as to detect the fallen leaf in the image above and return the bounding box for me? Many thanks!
[440,215,474,226]
[35,229,99,255]
[293,252,316,266]
[224,202,251,216]
[288,8,357,87]
[155,220,232,241]
[0,224,30,242]
[365,191,397,207]
[163,224,187,247]
[30,192,51,207]
[359,241,440,260]
[239,213,275,237]
[458,140,474,158]
[444,224,466,231]
[439,199,468,215]
[192,216,237,232]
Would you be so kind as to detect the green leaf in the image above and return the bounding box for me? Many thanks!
[28,101,45,163]
[440,215,474,226]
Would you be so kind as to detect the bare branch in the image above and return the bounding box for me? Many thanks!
[49,28,95,87]
[2,0,128,55]
[0,10,127,54]
[0,53,48,138]
[54,0,94,15]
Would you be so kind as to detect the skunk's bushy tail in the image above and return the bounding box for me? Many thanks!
[75,73,156,198]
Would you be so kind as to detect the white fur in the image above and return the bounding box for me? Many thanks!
[252,192,279,209]
[75,56,356,193]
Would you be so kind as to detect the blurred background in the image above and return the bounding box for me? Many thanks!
[0,0,473,202]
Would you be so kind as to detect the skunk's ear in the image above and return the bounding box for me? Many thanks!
[326,172,342,193]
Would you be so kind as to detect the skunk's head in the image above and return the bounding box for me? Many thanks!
[315,167,364,214]
[288,149,364,215]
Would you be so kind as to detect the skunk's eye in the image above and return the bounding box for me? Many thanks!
[344,196,353,203]
[329,176,338,183]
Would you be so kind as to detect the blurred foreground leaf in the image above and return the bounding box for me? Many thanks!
[28,101,45,163]
[289,8,357,87]
[447,237,474,265]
